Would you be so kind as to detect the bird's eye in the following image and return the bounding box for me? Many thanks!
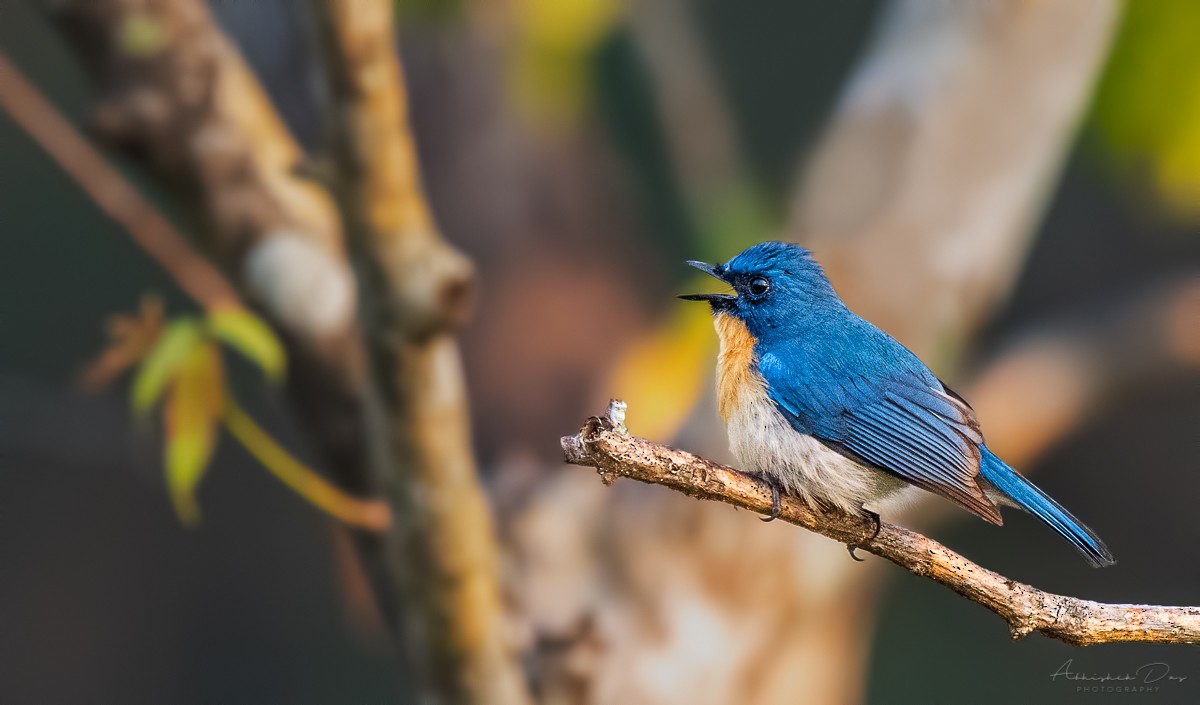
[747,277,770,297]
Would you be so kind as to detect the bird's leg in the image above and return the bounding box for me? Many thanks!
[747,472,783,522]
[846,508,882,562]
[762,482,781,523]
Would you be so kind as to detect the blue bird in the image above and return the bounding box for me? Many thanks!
[680,242,1114,567]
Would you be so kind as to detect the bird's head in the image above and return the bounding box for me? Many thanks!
[679,242,840,337]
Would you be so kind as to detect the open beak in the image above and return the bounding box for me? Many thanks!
[678,260,737,306]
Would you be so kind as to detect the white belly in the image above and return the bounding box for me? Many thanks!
[725,386,909,516]
[711,311,911,516]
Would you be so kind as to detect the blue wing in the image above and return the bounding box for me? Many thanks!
[759,332,1002,525]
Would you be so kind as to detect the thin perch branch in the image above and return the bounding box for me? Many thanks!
[562,401,1200,647]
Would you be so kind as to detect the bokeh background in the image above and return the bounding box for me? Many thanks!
[2,0,1199,703]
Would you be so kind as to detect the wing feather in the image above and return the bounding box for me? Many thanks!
[759,352,1001,524]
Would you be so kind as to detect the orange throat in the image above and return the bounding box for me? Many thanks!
[714,313,761,421]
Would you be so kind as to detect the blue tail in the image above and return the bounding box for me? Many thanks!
[979,449,1115,568]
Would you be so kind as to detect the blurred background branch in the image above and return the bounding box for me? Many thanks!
[0,54,239,312]
[793,0,1122,364]
[310,0,530,703]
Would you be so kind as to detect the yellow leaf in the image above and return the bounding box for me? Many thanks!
[163,343,225,526]
[131,318,203,415]
[603,298,716,441]
[207,307,286,382]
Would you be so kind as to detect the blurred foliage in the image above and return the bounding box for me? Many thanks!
[507,0,624,125]
[207,307,286,383]
[395,0,466,23]
[162,341,223,525]
[1092,0,1200,220]
[82,295,167,391]
[132,317,206,416]
[117,14,168,57]
[604,281,716,441]
[87,298,389,531]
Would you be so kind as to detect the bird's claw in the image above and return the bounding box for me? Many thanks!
[846,508,882,563]
[864,508,881,540]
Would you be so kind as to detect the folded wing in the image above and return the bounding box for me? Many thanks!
[759,351,1002,524]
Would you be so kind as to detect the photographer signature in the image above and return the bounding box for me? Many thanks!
[1051,660,1188,685]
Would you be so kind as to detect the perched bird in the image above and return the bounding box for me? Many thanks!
[680,242,1114,567]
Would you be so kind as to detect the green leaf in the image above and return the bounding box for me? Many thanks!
[131,318,203,415]
[207,307,286,383]
[164,344,224,526]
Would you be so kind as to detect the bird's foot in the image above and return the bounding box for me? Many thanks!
[863,508,882,540]
[748,473,783,522]
[846,508,882,562]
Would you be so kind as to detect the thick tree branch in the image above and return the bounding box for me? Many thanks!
[309,2,530,704]
[562,401,1200,647]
